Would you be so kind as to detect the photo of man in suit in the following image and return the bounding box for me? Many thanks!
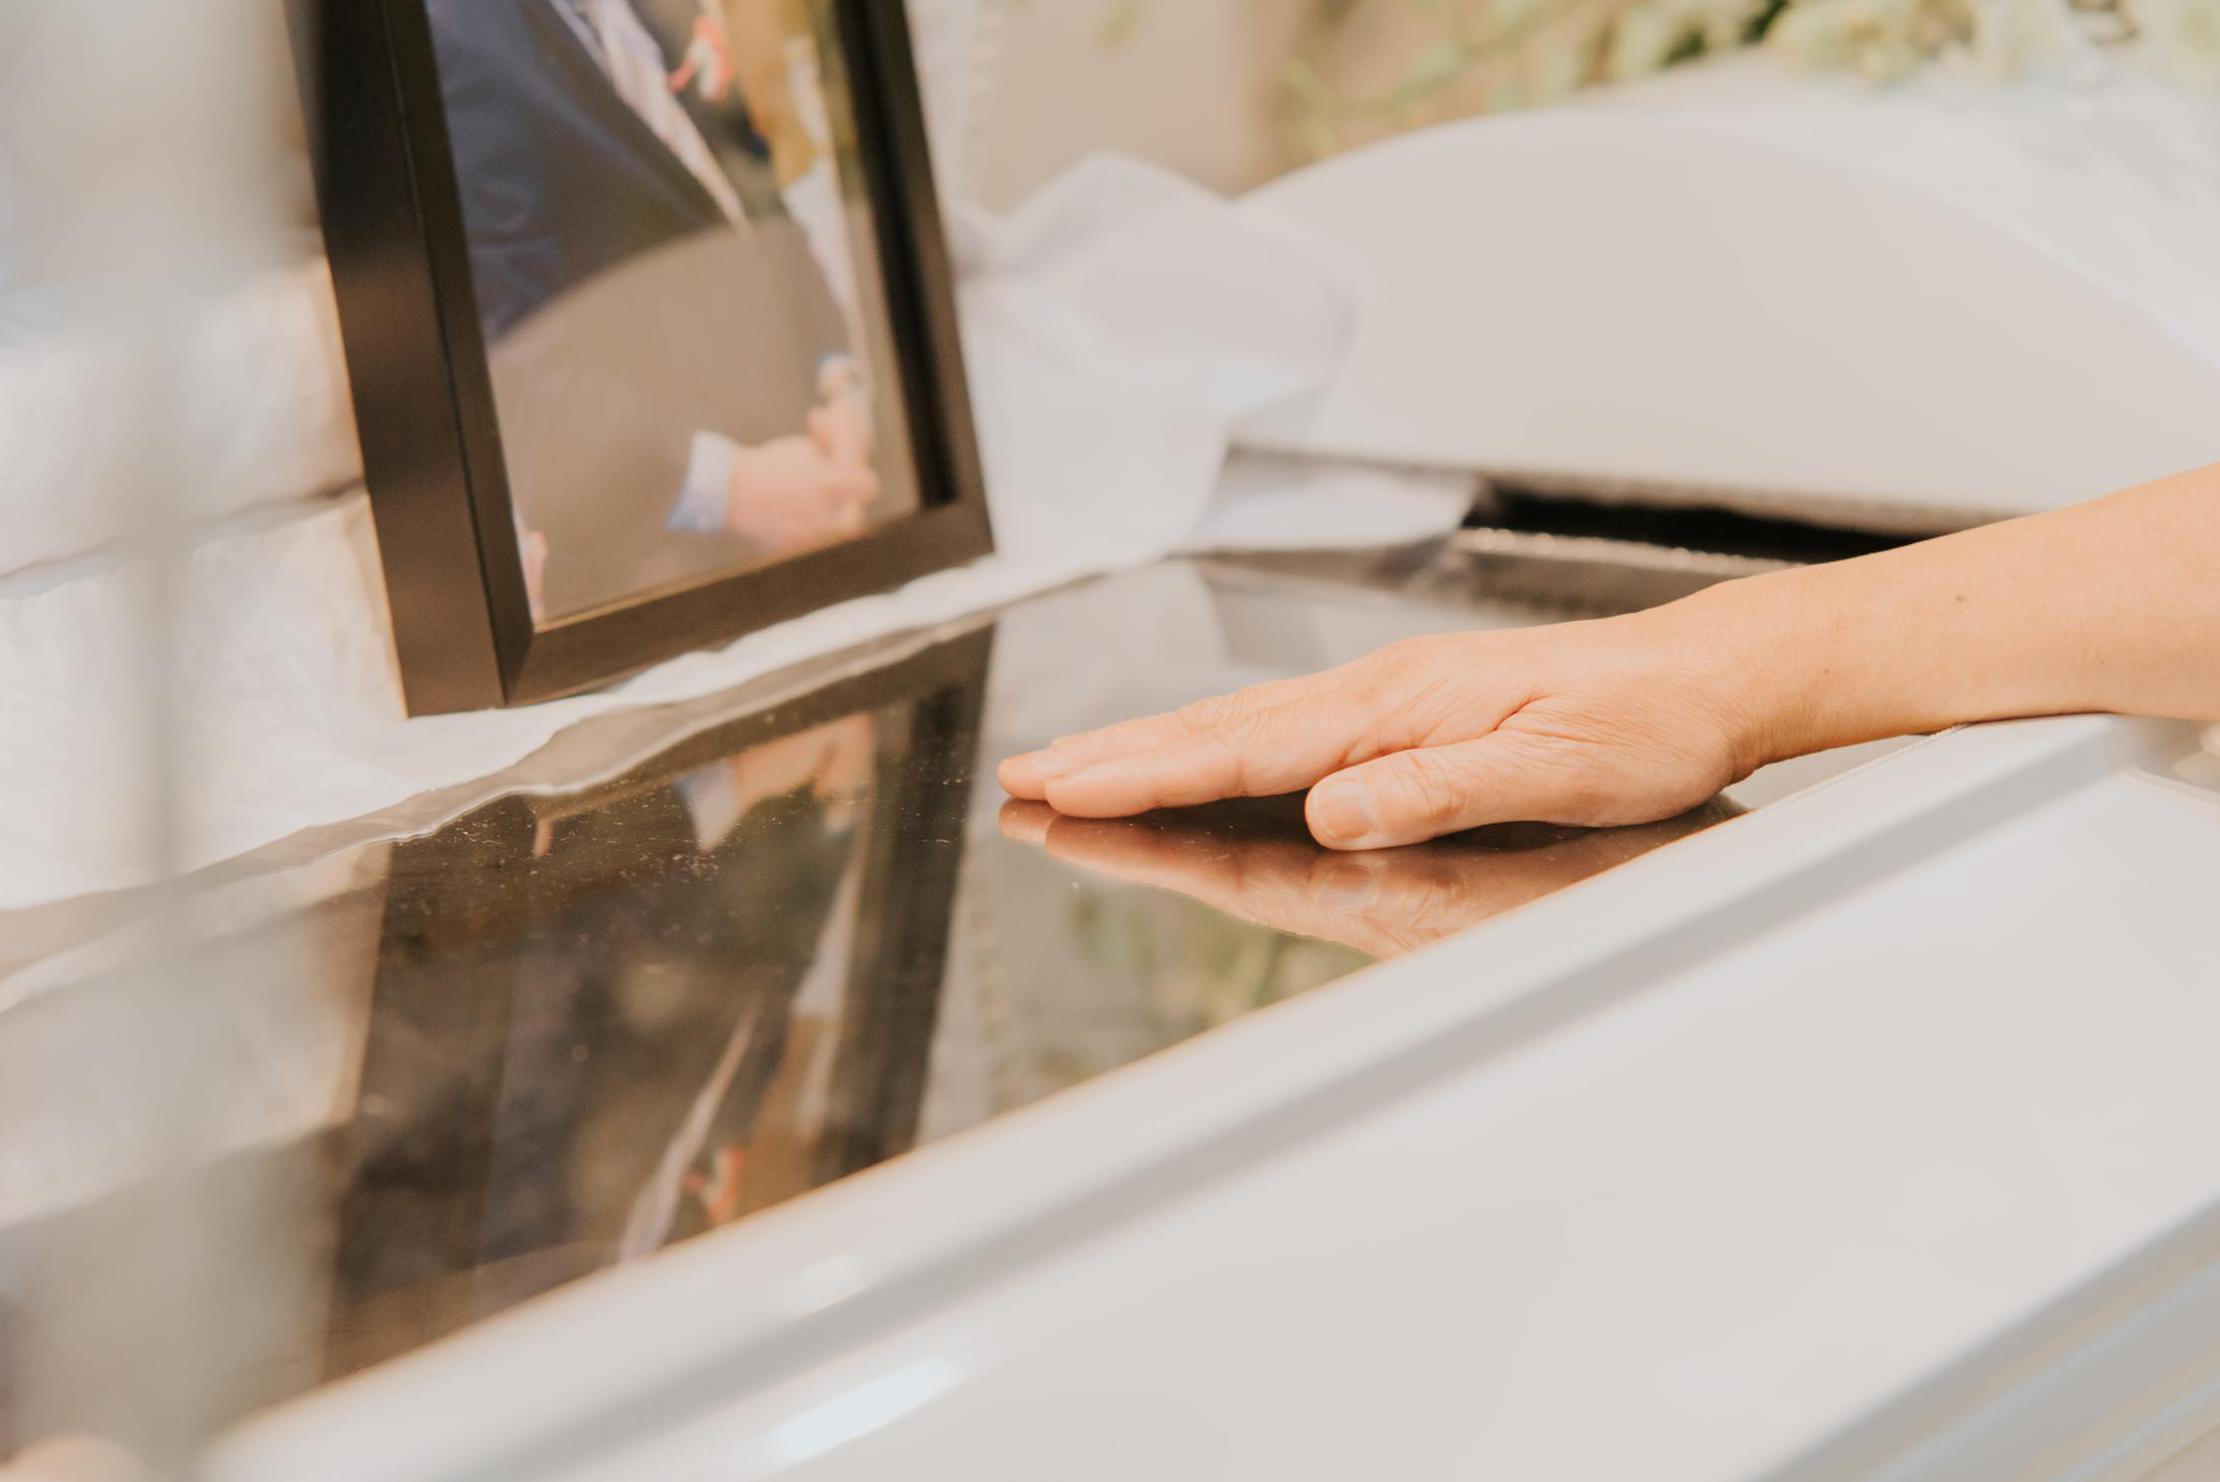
[424,0,921,621]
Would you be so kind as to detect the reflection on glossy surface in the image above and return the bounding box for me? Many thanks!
[326,635,984,1379]
[998,795,1740,961]
[0,552,1851,1438]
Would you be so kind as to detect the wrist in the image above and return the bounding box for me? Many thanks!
[1654,539,2017,772]
[1643,563,1881,776]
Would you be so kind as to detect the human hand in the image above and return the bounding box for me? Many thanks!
[725,434,878,553]
[806,368,873,470]
[1000,609,1767,851]
[999,796,1736,958]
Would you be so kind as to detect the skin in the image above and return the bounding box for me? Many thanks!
[518,383,874,611]
[1002,462,2220,850]
[730,362,880,557]
[724,422,877,552]
[677,1,876,556]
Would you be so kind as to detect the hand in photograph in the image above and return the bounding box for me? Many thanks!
[808,357,874,468]
[999,797,1736,960]
[807,401,871,469]
[724,434,879,553]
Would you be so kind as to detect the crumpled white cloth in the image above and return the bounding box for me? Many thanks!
[0,155,1458,913]
[1194,454,1475,553]
[957,156,1363,566]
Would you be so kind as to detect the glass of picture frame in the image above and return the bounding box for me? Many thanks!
[295,0,992,713]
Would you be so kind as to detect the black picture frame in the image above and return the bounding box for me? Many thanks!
[293,0,993,714]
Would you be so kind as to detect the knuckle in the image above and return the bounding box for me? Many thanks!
[1386,749,1468,832]
[1495,726,1603,814]
[1177,688,1284,744]
[1174,692,1244,735]
[1194,731,1256,798]
[1375,634,1447,671]
[1363,636,1486,745]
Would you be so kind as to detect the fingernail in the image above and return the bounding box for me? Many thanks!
[999,749,1070,792]
[1309,778,1381,848]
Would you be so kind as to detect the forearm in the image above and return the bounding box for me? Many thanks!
[1672,462,2220,769]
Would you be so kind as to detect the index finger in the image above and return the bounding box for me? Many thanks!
[997,665,1379,812]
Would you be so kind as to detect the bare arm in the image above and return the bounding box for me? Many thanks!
[1001,463,2220,850]
[1726,461,2220,760]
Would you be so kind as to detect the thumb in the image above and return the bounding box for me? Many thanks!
[1305,736,1590,851]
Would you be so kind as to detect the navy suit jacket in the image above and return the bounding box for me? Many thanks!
[420,0,853,618]
[425,0,784,338]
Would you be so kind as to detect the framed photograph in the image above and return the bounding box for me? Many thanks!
[295,0,992,713]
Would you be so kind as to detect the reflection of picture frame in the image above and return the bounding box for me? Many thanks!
[327,629,989,1379]
[294,0,991,713]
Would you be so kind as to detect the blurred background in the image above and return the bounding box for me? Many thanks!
[959,0,2218,205]
[4,2,2219,1479]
